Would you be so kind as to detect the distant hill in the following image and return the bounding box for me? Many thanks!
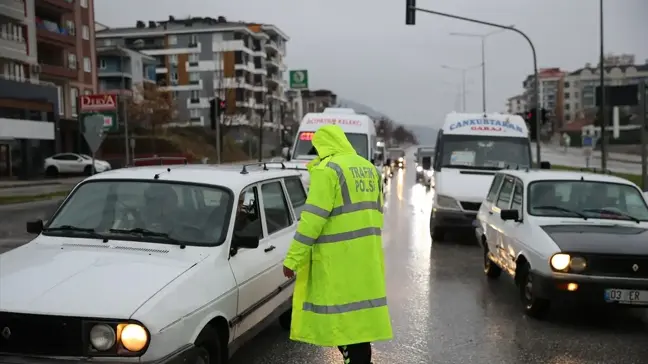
[337,98,438,146]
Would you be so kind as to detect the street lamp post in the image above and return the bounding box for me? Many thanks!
[598,0,607,170]
[442,64,481,112]
[449,28,510,114]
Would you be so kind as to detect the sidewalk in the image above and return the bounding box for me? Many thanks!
[539,143,642,164]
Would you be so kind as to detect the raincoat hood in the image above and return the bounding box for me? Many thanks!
[312,125,356,159]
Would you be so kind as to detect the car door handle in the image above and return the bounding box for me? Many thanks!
[264,245,276,253]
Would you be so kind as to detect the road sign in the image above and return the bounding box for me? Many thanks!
[82,114,107,154]
[583,136,593,147]
[289,70,308,89]
[79,94,119,132]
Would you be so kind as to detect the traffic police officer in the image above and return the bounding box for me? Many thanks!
[283,125,393,364]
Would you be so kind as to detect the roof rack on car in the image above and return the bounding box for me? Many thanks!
[240,161,286,174]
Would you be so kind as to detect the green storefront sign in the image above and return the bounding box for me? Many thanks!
[79,111,118,133]
[289,70,309,89]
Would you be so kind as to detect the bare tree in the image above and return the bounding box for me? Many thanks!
[127,83,176,135]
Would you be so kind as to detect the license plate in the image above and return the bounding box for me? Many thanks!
[604,289,648,304]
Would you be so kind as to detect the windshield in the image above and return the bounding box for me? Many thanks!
[528,181,648,221]
[439,135,530,169]
[45,180,233,246]
[80,154,92,160]
[293,132,369,158]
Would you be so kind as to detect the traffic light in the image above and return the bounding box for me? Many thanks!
[209,97,227,130]
[209,98,217,130]
[405,0,416,25]
[525,108,538,141]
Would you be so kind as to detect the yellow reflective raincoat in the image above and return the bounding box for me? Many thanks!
[284,124,393,347]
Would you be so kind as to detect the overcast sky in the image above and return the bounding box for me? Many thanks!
[96,0,648,128]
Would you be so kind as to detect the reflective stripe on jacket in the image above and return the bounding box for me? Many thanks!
[283,124,393,347]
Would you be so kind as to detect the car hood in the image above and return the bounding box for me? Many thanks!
[541,224,648,255]
[0,237,203,318]
[436,168,496,202]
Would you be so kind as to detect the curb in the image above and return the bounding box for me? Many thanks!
[0,181,62,190]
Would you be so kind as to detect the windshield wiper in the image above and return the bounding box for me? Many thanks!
[43,225,106,239]
[109,228,185,247]
[533,205,588,219]
[582,208,640,223]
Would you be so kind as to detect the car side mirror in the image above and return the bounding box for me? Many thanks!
[540,161,551,169]
[26,219,43,234]
[500,209,520,221]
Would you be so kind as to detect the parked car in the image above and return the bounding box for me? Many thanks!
[0,162,305,363]
[475,169,648,319]
[44,153,111,176]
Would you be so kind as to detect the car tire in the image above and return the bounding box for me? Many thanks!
[518,262,550,319]
[430,223,445,242]
[84,165,93,176]
[482,244,502,279]
[195,325,223,364]
[278,307,292,331]
[46,166,58,177]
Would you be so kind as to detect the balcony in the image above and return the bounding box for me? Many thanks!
[0,0,26,22]
[36,19,75,47]
[0,35,28,63]
[40,63,77,79]
[36,0,74,14]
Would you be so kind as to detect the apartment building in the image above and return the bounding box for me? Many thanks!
[562,60,648,124]
[521,68,566,131]
[36,0,98,152]
[0,0,95,179]
[95,16,289,129]
[301,89,337,114]
[97,46,157,94]
[506,94,526,114]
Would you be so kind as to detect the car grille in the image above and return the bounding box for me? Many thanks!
[460,201,481,211]
[0,312,84,356]
[584,254,648,279]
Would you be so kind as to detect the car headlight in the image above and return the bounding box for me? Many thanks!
[398,157,404,162]
[119,323,149,352]
[416,166,423,172]
[550,253,586,272]
[426,170,433,176]
[434,194,460,210]
[90,324,116,351]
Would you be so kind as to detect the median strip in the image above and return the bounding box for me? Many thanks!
[0,190,70,206]
[552,165,642,186]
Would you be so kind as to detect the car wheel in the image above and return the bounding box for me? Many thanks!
[195,325,223,364]
[84,165,93,176]
[278,307,292,331]
[430,221,445,242]
[46,166,58,177]
[518,262,550,319]
[482,244,502,279]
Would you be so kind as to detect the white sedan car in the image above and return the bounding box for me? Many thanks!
[44,153,111,176]
[0,163,305,363]
[476,169,648,319]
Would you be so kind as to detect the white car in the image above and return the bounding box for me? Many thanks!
[0,162,306,363]
[475,169,648,319]
[45,153,111,176]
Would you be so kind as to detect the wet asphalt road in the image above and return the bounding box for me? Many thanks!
[3,155,648,363]
[0,198,61,254]
[229,155,648,364]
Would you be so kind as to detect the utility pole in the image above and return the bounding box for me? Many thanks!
[598,0,607,170]
[442,64,480,112]
[640,80,646,190]
[119,47,130,166]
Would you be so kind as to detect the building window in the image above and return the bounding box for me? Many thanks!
[99,59,107,69]
[82,25,90,40]
[564,81,570,88]
[169,55,178,65]
[65,20,75,36]
[83,57,91,72]
[189,53,199,62]
[70,88,79,116]
[307,101,315,113]
[190,34,198,45]
[189,72,199,82]
[56,85,64,115]
[84,90,92,95]
[80,0,88,8]
[102,39,114,46]
[168,35,177,45]
[68,53,77,69]
[564,92,570,99]
[190,109,201,118]
[190,90,199,100]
